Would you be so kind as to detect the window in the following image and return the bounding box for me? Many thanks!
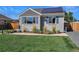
[48,17,51,23]
[45,16,51,23]
[45,16,57,24]
[45,18,49,24]
[56,16,59,24]
[22,17,26,24]
[27,16,33,24]
[33,17,35,23]
[22,16,39,24]
[56,17,59,24]
[52,18,55,23]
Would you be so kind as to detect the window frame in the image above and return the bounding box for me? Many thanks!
[21,16,27,24]
[56,16,59,24]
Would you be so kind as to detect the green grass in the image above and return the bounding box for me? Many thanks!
[0,35,77,52]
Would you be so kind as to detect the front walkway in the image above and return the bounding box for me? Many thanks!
[9,33,68,36]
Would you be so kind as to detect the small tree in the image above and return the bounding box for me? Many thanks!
[64,12,75,22]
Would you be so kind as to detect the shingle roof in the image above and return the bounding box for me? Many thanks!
[34,7,64,13]
[0,14,13,20]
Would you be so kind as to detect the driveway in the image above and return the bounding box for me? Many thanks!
[66,32,79,47]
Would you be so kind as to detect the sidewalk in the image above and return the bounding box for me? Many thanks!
[9,33,68,36]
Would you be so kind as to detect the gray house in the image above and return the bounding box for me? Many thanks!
[19,7,65,32]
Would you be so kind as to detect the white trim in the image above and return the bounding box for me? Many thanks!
[19,8,42,16]
[20,15,40,17]
[29,8,42,15]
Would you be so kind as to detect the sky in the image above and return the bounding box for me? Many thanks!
[0,6,79,20]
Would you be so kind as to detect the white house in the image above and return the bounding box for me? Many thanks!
[19,7,65,33]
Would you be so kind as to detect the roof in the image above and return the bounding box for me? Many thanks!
[34,7,64,13]
[20,7,64,16]
[11,20,19,23]
[0,14,13,21]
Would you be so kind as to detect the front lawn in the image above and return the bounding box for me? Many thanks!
[0,35,77,52]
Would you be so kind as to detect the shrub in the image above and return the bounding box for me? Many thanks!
[32,24,37,33]
[23,27,26,32]
[43,26,47,33]
[52,27,56,33]
[4,30,13,33]
[56,30,60,33]
[47,31,52,34]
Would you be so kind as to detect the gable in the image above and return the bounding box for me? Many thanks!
[20,9,41,16]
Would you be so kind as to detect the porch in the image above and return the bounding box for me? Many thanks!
[20,15,63,33]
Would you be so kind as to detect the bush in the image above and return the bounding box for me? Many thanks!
[56,30,60,33]
[32,24,37,33]
[22,27,26,32]
[52,27,56,33]
[47,31,52,34]
[43,26,47,33]
[4,30,13,33]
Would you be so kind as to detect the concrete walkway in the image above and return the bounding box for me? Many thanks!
[66,32,79,47]
[9,33,68,36]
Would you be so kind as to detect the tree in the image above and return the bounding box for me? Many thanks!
[64,12,75,22]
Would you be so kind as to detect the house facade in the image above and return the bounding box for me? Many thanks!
[0,14,13,29]
[19,7,65,32]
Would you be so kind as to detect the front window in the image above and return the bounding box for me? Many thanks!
[45,16,56,24]
[45,16,51,24]
[35,17,38,24]
[21,16,39,24]
[27,16,33,24]
[52,18,55,23]
[22,17,26,24]
[56,16,59,24]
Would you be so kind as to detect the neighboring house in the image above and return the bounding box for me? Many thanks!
[19,7,65,32]
[0,14,13,29]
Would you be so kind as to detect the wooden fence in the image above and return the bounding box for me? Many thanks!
[64,22,79,32]
[10,22,19,30]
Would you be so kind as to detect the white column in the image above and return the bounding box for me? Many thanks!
[37,16,40,30]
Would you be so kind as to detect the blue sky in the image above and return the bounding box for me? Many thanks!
[0,6,79,20]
